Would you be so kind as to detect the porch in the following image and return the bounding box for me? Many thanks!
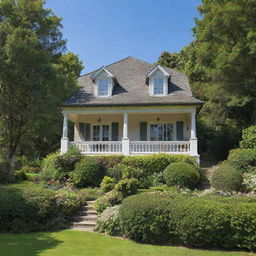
[60,106,199,162]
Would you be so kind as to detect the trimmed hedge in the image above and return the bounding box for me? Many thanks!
[228,148,256,173]
[100,176,116,192]
[119,193,256,251]
[211,164,243,192]
[163,162,201,189]
[0,182,82,233]
[71,157,102,188]
[121,154,196,176]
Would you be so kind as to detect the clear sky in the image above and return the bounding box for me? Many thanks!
[45,0,201,75]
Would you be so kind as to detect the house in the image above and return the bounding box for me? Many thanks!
[60,57,203,163]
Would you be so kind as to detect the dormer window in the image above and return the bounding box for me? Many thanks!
[147,65,170,96]
[98,79,109,96]
[153,78,164,95]
[91,67,115,97]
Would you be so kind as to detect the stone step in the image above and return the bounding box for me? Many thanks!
[71,226,95,232]
[81,205,95,211]
[76,210,97,216]
[72,215,98,222]
[86,200,96,205]
[72,221,96,228]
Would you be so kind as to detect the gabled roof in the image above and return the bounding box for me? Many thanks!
[147,64,170,77]
[62,56,203,107]
[90,66,114,79]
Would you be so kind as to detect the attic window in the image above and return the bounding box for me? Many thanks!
[153,78,164,95]
[98,79,109,96]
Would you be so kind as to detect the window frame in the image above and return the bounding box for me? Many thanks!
[148,123,174,141]
[97,79,109,96]
[91,123,111,141]
[153,78,164,95]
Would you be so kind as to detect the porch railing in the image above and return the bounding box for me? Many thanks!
[130,141,190,154]
[70,141,122,154]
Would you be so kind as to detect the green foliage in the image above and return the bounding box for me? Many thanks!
[119,193,256,251]
[77,187,104,201]
[0,182,82,232]
[94,190,123,214]
[211,164,243,192]
[163,163,201,189]
[71,157,101,188]
[93,155,124,173]
[100,176,116,192]
[114,178,139,198]
[228,148,256,173]
[96,205,121,236]
[119,193,171,244]
[40,151,59,181]
[121,154,196,176]
[243,169,256,192]
[240,126,256,149]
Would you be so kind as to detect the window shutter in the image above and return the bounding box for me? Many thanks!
[176,121,184,141]
[140,122,147,141]
[79,123,90,141]
[111,122,119,141]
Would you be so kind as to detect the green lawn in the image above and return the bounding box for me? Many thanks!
[0,230,254,256]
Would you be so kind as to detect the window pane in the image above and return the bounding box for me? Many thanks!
[93,125,100,141]
[102,125,110,141]
[98,79,108,95]
[150,123,173,141]
[153,78,164,95]
[150,124,158,141]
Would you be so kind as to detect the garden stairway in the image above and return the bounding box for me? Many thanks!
[70,200,98,232]
[199,160,219,190]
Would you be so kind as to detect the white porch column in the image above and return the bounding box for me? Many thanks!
[61,113,69,154]
[190,110,199,164]
[122,112,130,155]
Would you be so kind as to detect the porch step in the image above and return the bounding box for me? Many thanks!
[70,200,98,232]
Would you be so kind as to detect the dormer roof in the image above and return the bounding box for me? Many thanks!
[146,64,170,78]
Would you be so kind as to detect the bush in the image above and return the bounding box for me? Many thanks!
[211,164,243,192]
[119,193,171,244]
[163,163,201,189]
[121,154,196,176]
[114,178,139,198]
[100,176,116,192]
[77,187,104,201]
[40,151,59,182]
[93,155,124,173]
[0,182,82,233]
[96,205,121,236]
[94,190,123,214]
[228,148,256,173]
[240,125,256,149]
[71,157,101,188]
[118,193,256,251]
[243,168,256,192]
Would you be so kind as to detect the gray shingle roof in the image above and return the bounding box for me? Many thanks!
[62,57,203,107]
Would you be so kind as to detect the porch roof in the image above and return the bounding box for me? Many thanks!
[62,57,203,107]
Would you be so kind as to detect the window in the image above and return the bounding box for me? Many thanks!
[92,125,110,141]
[98,79,109,96]
[150,124,173,141]
[153,78,164,95]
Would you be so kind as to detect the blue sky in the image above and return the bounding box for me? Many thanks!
[45,0,201,75]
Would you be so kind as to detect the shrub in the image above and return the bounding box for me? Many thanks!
[228,148,256,173]
[94,190,123,214]
[77,187,104,201]
[100,176,116,192]
[0,182,82,233]
[240,125,256,149]
[118,193,256,251]
[121,154,196,176]
[93,155,124,173]
[14,168,27,181]
[40,151,59,181]
[163,162,201,189]
[96,205,121,236]
[114,178,139,198]
[211,164,243,192]
[71,157,101,188]
[243,168,256,192]
[119,193,171,244]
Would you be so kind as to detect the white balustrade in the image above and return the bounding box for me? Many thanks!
[130,141,190,154]
[70,141,122,154]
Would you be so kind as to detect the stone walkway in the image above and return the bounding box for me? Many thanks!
[70,200,97,232]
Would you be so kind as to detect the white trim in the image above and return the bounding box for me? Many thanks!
[91,66,114,79]
[89,122,112,141]
[147,65,170,77]
[147,122,175,141]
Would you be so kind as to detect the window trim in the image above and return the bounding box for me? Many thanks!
[97,79,109,96]
[90,123,112,141]
[153,78,164,95]
[147,122,174,141]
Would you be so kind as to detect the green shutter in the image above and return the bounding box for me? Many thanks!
[79,123,90,141]
[176,121,184,141]
[111,122,119,141]
[140,122,147,141]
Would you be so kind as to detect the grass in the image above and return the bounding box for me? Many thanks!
[0,230,254,256]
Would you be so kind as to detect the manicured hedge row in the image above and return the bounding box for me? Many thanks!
[0,183,82,233]
[118,193,256,251]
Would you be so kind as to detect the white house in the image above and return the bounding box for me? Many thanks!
[60,57,203,163]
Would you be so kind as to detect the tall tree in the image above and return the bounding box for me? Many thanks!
[0,0,83,178]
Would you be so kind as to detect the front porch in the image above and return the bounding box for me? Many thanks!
[60,106,199,162]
